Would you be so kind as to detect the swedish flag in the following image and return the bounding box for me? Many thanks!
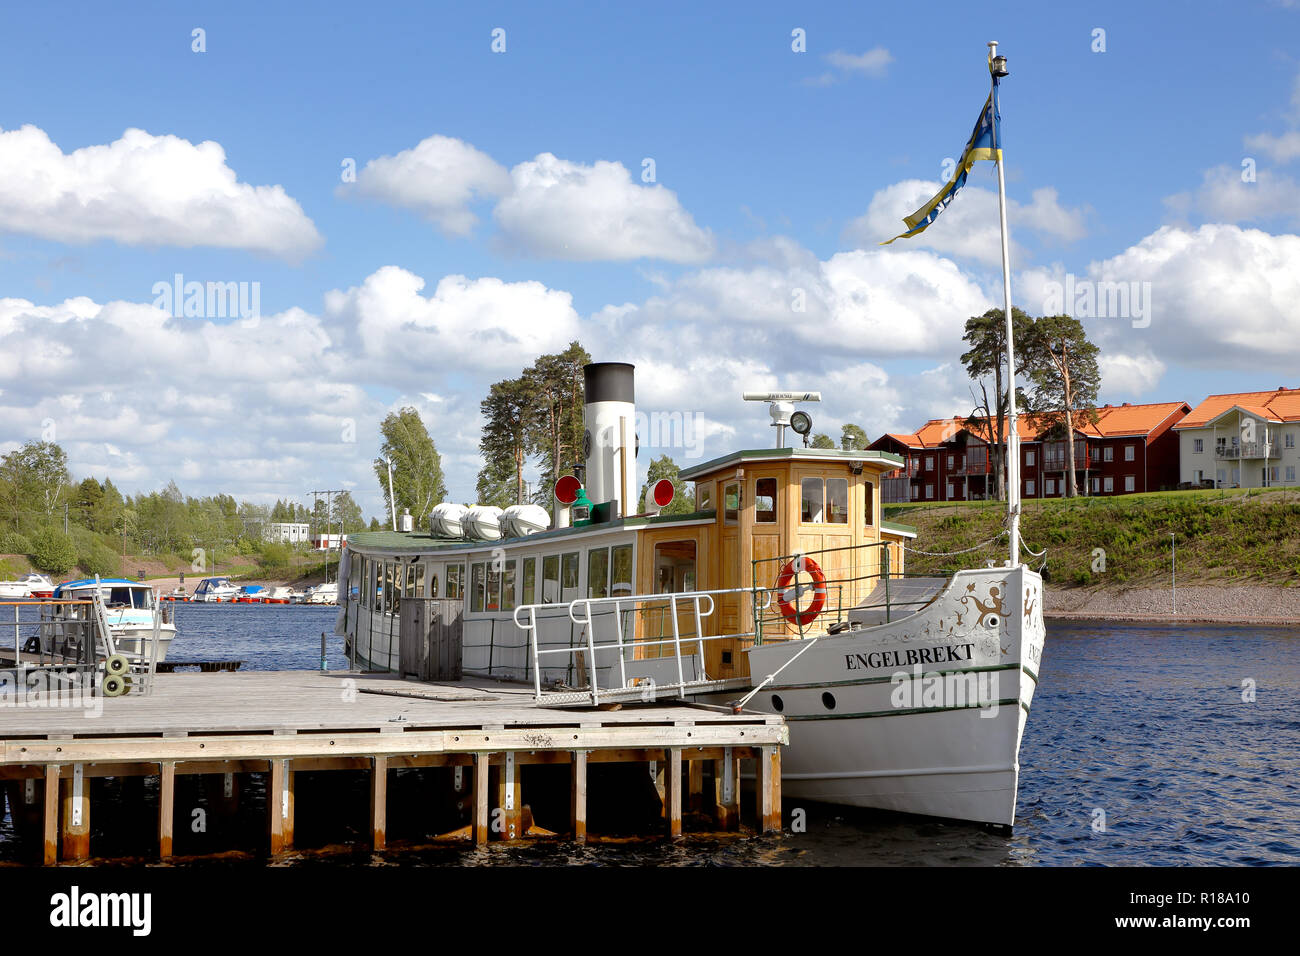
[881,84,1002,245]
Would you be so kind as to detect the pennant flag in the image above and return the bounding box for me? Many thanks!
[881,85,1002,245]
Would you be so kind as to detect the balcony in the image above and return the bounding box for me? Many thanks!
[1215,442,1277,460]
[956,459,992,476]
[1041,454,1091,472]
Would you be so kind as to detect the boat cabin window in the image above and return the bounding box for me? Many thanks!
[826,478,849,523]
[561,552,580,602]
[863,481,875,526]
[521,557,536,605]
[801,478,823,522]
[429,572,439,598]
[501,559,518,611]
[654,540,696,593]
[697,483,713,512]
[542,555,560,603]
[470,562,486,612]
[485,561,504,611]
[612,544,633,596]
[446,564,464,601]
[723,482,740,523]
[588,548,609,599]
[754,478,777,523]
[106,587,150,608]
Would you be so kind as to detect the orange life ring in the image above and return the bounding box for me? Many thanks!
[775,556,827,627]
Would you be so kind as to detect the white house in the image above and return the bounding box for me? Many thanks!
[265,522,311,544]
[1174,387,1300,489]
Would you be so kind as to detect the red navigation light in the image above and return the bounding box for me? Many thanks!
[554,474,581,504]
[652,478,675,508]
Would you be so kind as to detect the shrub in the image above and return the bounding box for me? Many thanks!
[29,527,77,575]
[78,543,120,578]
[0,531,31,555]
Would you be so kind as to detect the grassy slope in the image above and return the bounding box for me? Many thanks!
[885,487,1300,588]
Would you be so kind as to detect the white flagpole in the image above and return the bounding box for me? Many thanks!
[989,40,1020,568]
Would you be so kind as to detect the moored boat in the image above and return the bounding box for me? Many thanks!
[42,578,176,661]
[192,577,239,602]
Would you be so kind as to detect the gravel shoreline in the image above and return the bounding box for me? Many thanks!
[1045,584,1300,625]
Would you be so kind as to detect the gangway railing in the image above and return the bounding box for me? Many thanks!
[513,586,772,707]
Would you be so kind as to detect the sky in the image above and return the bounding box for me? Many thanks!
[1,0,1298,519]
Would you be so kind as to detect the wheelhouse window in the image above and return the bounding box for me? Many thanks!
[446,563,464,601]
[470,562,486,612]
[723,482,740,523]
[500,559,517,611]
[863,481,875,525]
[826,478,848,523]
[542,555,560,603]
[654,540,696,593]
[801,477,823,522]
[697,483,713,511]
[755,478,777,523]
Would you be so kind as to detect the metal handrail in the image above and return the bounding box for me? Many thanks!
[514,586,774,705]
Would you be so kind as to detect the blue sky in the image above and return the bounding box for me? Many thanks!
[1,0,1298,516]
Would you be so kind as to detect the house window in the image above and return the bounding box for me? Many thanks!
[925,457,934,471]
[801,477,823,522]
[1287,433,1296,449]
[1216,468,1226,488]
[1287,466,1297,483]
[1045,478,1056,495]
[1026,450,1035,466]
[1103,446,1114,462]
[925,484,934,499]
[1091,477,1100,493]
[1026,480,1036,496]
[1193,438,1204,454]
[723,482,740,523]
[1124,445,1135,462]
[1268,466,1280,483]
[1103,476,1114,493]
[947,455,955,469]
[863,482,875,525]
[826,478,849,523]
[945,482,954,499]
[755,478,778,523]
[1124,475,1135,492]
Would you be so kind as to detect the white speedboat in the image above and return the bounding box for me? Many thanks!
[192,576,240,602]
[303,582,338,605]
[41,578,176,661]
[0,572,54,599]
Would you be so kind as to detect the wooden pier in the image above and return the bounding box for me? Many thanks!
[0,670,787,864]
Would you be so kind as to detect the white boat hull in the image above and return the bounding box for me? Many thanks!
[738,566,1045,826]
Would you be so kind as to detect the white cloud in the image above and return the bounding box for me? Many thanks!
[0,125,322,260]
[824,48,894,77]
[1099,352,1167,395]
[345,134,512,236]
[1164,164,1300,224]
[1244,131,1300,164]
[845,179,1088,266]
[494,153,714,262]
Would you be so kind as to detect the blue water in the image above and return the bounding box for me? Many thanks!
[4,611,1298,865]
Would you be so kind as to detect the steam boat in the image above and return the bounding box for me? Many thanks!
[340,362,1046,827]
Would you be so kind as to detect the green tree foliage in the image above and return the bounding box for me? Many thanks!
[30,526,76,574]
[638,455,695,515]
[330,492,366,533]
[475,460,516,509]
[78,542,120,577]
[375,407,446,525]
[961,307,1034,500]
[0,531,31,554]
[0,440,71,527]
[525,342,591,504]
[810,433,836,449]
[479,376,534,505]
[1022,314,1102,498]
[841,424,869,451]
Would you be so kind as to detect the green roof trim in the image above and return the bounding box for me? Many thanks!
[881,520,918,537]
[678,447,904,481]
[345,509,718,555]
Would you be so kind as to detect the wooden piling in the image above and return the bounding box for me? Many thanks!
[473,752,490,846]
[571,749,587,843]
[688,757,705,812]
[668,747,683,839]
[60,763,89,861]
[158,760,175,859]
[42,765,59,866]
[714,748,741,831]
[757,746,781,834]
[370,755,387,850]
[495,752,522,841]
[268,758,285,855]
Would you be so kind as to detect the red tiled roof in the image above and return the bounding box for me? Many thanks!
[1175,388,1300,429]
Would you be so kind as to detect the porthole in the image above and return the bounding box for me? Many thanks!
[771,694,784,712]
[822,691,836,710]
[987,615,1001,630]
